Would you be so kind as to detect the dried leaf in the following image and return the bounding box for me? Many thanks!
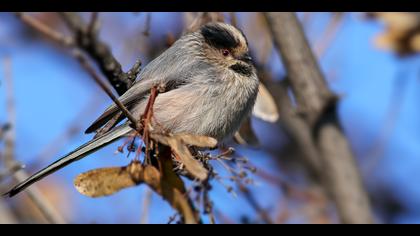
[150,133,209,181]
[74,161,143,197]
[234,116,260,147]
[171,188,197,224]
[158,151,198,224]
[141,149,198,224]
[73,148,199,223]
[370,12,420,55]
[167,138,208,181]
[411,34,420,51]
[376,12,418,31]
[177,134,217,148]
[253,83,279,123]
[142,165,161,189]
[149,132,171,146]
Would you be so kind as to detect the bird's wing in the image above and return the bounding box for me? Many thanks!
[86,38,211,134]
[85,69,196,134]
[85,78,157,134]
[4,123,132,197]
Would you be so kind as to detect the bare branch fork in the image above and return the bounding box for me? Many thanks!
[72,51,141,132]
[59,12,141,95]
[15,12,142,96]
[14,13,142,129]
[264,12,373,224]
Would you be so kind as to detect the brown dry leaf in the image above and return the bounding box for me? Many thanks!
[142,165,161,189]
[159,151,198,224]
[150,133,217,148]
[177,134,217,148]
[74,161,143,198]
[234,116,260,147]
[142,152,198,224]
[376,12,419,31]
[167,137,208,181]
[72,142,199,223]
[150,133,211,181]
[253,83,279,123]
[411,34,420,51]
[370,12,420,55]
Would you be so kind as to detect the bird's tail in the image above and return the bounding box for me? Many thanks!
[3,123,132,197]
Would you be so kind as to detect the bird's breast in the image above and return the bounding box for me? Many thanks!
[133,76,258,141]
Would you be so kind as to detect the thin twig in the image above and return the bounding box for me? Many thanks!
[0,199,18,223]
[230,12,238,28]
[15,12,141,96]
[185,12,225,32]
[213,208,235,224]
[2,56,66,224]
[363,68,410,173]
[4,57,16,166]
[0,124,10,141]
[12,171,66,223]
[14,12,74,47]
[142,13,151,36]
[87,12,99,35]
[72,51,140,132]
[238,184,274,224]
[202,182,216,224]
[0,124,11,141]
[0,163,24,182]
[167,213,179,224]
[314,13,344,59]
[59,12,140,95]
[140,189,152,224]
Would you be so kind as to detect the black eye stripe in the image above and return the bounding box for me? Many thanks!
[201,24,239,49]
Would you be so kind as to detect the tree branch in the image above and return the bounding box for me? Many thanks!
[263,79,322,179]
[0,199,18,223]
[72,51,141,132]
[15,13,142,132]
[14,13,74,47]
[264,12,373,224]
[15,12,141,96]
[59,12,140,95]
[264,13,333,126]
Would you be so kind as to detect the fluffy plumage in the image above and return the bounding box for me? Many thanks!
[4,22,259,197]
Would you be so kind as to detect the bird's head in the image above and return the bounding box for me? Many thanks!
[198,22,255,77]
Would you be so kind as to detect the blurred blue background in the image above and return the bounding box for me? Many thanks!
[0,12,419,223]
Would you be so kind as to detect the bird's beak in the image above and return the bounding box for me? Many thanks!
[237,52,253,64]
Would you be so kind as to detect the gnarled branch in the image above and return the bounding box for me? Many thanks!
[264,12,373,224]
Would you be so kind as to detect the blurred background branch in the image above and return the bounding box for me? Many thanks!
[264,12,373,224]
[1,56,66,224]
[59,12,141,95]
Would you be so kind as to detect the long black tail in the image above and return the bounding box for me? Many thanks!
[3,124,131,197]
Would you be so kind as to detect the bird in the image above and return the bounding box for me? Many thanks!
[4,22,259,197]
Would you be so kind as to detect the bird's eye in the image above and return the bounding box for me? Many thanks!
[222,49,230,57]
